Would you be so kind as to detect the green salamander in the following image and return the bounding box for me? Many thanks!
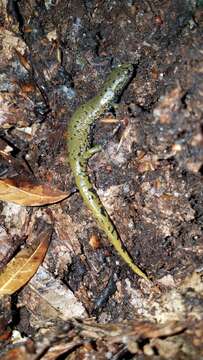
[68,64,149,281]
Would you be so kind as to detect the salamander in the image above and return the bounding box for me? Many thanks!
[67,64,149,281]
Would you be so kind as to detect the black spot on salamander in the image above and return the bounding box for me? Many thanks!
[88,187,98,196]
[86,189,94,199]
[86,184,92,191]
[100,206,107,217]
[111,228,116,235]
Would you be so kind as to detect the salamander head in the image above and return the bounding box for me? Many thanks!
[100,63,134,102]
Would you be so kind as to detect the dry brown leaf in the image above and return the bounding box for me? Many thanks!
[0,228,52,295]
[0,178,68,206]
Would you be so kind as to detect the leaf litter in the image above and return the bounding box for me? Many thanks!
[0,177,68,206]
[0,0,203,359]
[0,226,52,295]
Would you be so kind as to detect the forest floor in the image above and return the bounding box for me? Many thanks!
[0,1,203,359]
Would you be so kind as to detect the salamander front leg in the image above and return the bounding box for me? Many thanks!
[83,145,102,160]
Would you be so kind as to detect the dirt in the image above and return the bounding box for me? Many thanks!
[0,0,203,359]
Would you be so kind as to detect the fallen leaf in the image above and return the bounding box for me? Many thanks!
[0,178,68,206]
[0,228,52,295]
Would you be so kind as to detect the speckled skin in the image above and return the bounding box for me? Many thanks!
[67,64,149,281]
